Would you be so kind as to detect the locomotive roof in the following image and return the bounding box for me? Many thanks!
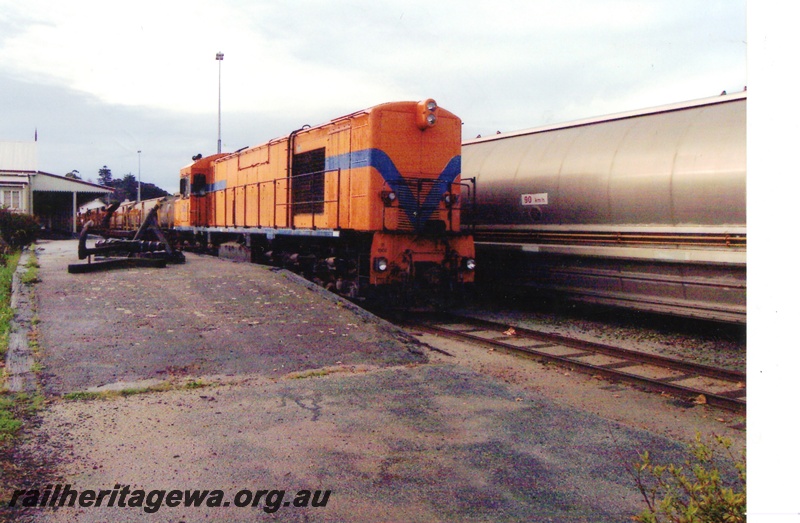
[463,91,747,146]
[213,100,453,161]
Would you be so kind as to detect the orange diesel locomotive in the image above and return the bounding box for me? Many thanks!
[174,99,475,300]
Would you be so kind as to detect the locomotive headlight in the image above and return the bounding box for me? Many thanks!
[417,98,438,130]
[381,190,397,206]
[442,192,459,206]
[374,257,389,272]
[462,258,476,271]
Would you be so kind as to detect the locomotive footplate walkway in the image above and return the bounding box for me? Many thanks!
[5,239,743,523]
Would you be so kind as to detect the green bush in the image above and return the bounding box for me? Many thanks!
[631,433,746,523]
[0,209,39,248]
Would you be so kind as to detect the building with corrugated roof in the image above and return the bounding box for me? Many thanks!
[0,141,113,234]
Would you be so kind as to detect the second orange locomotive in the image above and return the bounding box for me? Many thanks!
[174,99,475,299]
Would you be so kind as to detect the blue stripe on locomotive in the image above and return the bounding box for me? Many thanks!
[207,180,227,192]
[326,149,461,230]
[204,148,461,230]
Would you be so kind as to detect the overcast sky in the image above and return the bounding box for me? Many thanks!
[0,0,748,193]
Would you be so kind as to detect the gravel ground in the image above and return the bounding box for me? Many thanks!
[1,239,745,522]
[12,365,697,523]
[451,301,746,373]
[412,332,745,453]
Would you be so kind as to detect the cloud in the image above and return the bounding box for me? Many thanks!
[0,73,346,193]
[1,0,746,192]
[1,1,745,114]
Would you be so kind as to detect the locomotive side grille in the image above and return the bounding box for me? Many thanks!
[292,148,326,214]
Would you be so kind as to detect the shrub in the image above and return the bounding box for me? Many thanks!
[631,433,746,523]
[0,209,40,248]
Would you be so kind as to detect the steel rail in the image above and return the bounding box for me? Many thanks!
[404,312,746,413]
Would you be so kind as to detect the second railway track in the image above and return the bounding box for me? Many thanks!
[402,312,746,413]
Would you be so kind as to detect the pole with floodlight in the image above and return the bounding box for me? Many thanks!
[216,52,224,154]
[137,150,142,203]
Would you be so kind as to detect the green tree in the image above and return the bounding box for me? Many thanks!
[96,166,170,202]
[140,182,170,200]
[97,166,113,186]
[119,173,138,201]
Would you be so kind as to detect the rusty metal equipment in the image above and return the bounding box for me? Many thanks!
[68,203,185,273]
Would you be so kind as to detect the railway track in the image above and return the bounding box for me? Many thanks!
[402,313,746,413]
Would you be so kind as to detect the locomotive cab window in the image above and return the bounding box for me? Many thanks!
[180,178,188,197]
[191,174,206,195]
[292,148,325,214]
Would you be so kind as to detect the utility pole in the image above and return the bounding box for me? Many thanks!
[137,150,142,202]
[216,52,224,154]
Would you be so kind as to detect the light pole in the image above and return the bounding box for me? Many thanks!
[216,52,224,154]
[137,150,141,203]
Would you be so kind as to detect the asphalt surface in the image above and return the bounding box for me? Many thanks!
[33,241,420,395]
[4,239,694,522]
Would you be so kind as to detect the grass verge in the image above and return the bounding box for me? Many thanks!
[1,251,23,442]
[1,250,44,455]
[0,231,48,513]
[62,379,209,401]
[0,251,21,362]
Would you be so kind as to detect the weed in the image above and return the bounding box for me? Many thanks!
[27,392,45,412]
[631,433,746,522]
[62,391,103,401]
[289,369,332,380]
[62,379,208,401]
[0,395,22,441]
[0,392,43,442]
[20,253,40,285]
[27,328,40,354]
